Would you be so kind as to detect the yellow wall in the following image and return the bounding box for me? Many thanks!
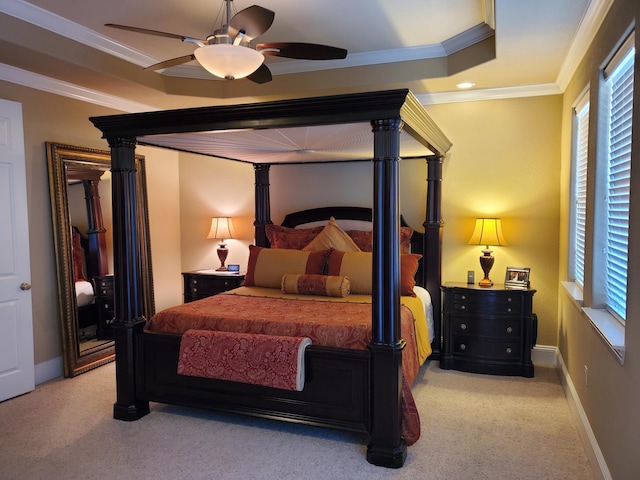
[428,96,563,346]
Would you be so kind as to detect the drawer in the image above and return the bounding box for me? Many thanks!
[451,291,522,315]
[453,336,521,360]
[452,316,521,338]
[188,276,241,295]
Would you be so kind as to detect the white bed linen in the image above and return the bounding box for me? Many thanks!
[413,286,434,343]
[75,280,95,307]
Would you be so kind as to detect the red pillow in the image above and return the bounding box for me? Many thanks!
[265,224,323,249]
[72,232,87,281]
[346,227,414,254]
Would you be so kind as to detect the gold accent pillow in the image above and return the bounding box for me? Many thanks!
[243,246,328,289]
[302,217,362,252]
[326,250,421,296]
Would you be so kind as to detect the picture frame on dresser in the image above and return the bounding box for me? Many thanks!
[505,266,530,289]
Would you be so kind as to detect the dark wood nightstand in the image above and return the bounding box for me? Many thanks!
[440,282,537,377]
[92,274,114,340]
[182,270,246,303]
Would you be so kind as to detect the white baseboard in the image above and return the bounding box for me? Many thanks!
[532,344,557,366]
[557,354,612,480]
[35,356,63,385]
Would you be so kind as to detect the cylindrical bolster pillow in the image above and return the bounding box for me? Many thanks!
[281,274,350,298]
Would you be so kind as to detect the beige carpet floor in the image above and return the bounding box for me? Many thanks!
[0,361,594,480]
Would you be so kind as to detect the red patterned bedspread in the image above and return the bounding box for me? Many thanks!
[146,288,421,384]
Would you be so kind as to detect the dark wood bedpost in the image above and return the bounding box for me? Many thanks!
[82,178,108,276]
[424,154,444,357]
[108,136,150,421]
[254,163,272,247]
[367,118,406,468]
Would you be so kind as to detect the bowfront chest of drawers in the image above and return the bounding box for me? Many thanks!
[182,270,245,303]
[440,282,537,377]
[92,274,115,340]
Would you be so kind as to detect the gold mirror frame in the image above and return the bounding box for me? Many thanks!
[47,143,155,377]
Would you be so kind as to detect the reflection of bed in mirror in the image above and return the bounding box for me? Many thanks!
[47,143,154,377]
[90,89,451,468]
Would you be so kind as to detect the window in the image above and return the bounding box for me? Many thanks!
[599,33,634,322]
[570,93,589,288]
[565,31,634,362]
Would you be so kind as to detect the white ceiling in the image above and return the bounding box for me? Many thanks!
[0,0,609,113]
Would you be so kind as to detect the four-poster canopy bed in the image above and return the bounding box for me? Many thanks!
[90,88,451,468]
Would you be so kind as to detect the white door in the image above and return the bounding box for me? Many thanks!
[0,99,34,402]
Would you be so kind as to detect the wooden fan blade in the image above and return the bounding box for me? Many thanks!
[144,54,196,71]
[246,64,272,84]
[257,42,348,60]
[228,6,275,40]
[105,23,203,44]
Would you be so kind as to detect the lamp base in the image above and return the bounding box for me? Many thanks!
[478,250,495,288]
[216,244,229,271]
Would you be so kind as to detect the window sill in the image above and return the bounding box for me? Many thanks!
[561,282,625,364]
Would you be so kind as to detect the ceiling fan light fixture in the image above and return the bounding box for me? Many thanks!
[194,44,264,80]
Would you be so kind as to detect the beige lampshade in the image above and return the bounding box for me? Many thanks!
[468,218,507,247]
[207,217,234,240]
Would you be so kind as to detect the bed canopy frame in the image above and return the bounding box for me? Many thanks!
[90,89,451,468]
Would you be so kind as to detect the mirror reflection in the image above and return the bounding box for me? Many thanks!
[47,143,154,377]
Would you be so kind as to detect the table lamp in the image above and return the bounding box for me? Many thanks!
[468,218,507,287]
[207,217,234,271]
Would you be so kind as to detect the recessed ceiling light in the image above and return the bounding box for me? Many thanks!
[456,82,476,89]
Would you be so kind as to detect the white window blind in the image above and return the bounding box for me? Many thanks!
[604,37,634,321]
[573,99,589,287]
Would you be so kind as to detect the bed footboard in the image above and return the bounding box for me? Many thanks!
[135,331,371,433]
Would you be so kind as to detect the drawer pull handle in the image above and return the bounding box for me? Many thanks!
[104,303,109,309]
[193,279,198,284]
[507,307,512,313]
[459,343,466,351]
[506,326,513,334]
[193,288,197,292]
[508,297,512,302]
[506,347,512,354]
[461,295,466,300]
[460,323,467,331]
[461,305,466,310]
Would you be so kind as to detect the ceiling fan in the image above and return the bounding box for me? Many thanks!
[106,0,347,84]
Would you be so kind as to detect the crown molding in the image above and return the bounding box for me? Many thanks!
[0,63,156,112]
[555,0,615,91]
[417,83,562,105]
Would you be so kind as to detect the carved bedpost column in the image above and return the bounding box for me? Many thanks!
[108,136,150,421]
[424,154,444,357]
[82,179,108,276]
[367,118,406,469]
[254,163,272,247]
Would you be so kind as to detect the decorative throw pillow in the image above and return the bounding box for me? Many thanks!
[302,217,362,252]
[265,224,323,249]
[243,245,328,289]
[346,227,414,254]
[326,250,421,296]
[281,274,350,298]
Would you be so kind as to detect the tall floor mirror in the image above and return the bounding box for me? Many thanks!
[47,143,155,377]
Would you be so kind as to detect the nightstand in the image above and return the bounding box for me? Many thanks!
[440,282,537,377]
[92,274,115,340]
[182,270,245,303]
